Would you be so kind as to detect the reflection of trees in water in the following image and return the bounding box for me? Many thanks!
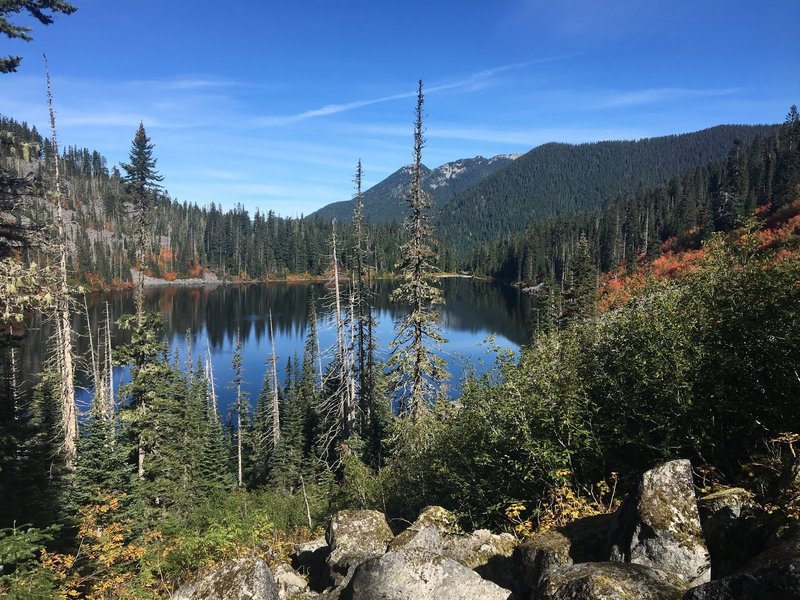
[15,280,531,396]
[372,279,532,346]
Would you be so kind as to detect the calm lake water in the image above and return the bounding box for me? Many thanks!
[19,279,533,414]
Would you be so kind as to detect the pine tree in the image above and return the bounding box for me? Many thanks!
[352,160,378,434]
[0,1,76,73]
[120,122,163,325]
[564,233,597,322]
[230,330,249,487]
[387,80,448,420]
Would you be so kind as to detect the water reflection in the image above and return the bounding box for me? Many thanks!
[17,279,531,414]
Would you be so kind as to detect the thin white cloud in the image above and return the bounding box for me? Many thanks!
[57,112,163,128]
[252,57,572,128]
[361,123,648,146]
[597,87,740,108]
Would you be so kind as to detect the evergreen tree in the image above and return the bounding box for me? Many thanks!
[352,160,378,435]
[0,1,76,73]
[229,330,249,487]
[120,122,163,325]
[387,80,448,419]
[67,398,133,526]
[563,233,597,321]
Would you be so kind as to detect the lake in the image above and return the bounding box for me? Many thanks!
[18,278,533,415]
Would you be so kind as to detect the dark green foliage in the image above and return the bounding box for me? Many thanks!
[270,360,310,492]
[440,124,777,252]
[383,233,800,527]
[562,233,597,322]
[0,369,66,529]
[196,414,235,497]
[68,408,133,517]
[473,116,800,286]
[0,523,60,598]
[121,123,163,321]
[0,1,76,73]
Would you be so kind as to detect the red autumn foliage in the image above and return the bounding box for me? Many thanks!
[186,258,203,278]
[651,248,707,279]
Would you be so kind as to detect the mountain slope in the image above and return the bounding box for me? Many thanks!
[438,124,777,250]
[311,154,518,223]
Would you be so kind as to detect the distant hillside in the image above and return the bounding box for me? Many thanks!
[438,124,778,250]
[311,154,518,223]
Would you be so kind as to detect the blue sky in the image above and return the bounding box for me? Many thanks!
[2,0,799,216]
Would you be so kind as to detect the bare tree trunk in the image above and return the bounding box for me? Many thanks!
[205,343,218,419]
[84,297,107,417]
[330,223,355,438]
[105,302,114,417]
[237,377,243,488]
[46,59,78,470]
[269,309,280,449]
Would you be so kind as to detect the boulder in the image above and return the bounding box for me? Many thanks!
[273,563,310,600]
[515,513,615,592]
[391,505,461,547]
[340,547,514,600]
[697,487,762,579]
[607,459,711,585]
[539,562,689,600]
[173,557,278,600]
[683,535,800,599]
[325,510,393,587]
[442,528,518,589]
[515,529,573,591]
[388,525,443,553]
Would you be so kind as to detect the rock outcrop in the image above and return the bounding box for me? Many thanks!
[442,528,518,589]
[390,505,461,548]
[514,513,613,592]
[340,547,514,600]
[324,509,393,587]
[173,557,278,600]
[607,459,711,585]
[172,460,800,600]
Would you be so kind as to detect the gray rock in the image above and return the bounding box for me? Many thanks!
[388,524,443,552]
[697,487,763,579]
[443,528,518,589]
[325,510,393,587]
[173,557,278,600]
[683,535,800,599]
[515,529,574,591]
[273,563,310,600]
[539,562,689,600]
[340,547,514,600]
[607,459,711,585]
[515,513,614,593]
[390,505,461,548]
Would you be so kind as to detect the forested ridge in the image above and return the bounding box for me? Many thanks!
[437,124,777,250]
[1,114,411,286]
[469,112,799,289]
[1,97,799,597]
